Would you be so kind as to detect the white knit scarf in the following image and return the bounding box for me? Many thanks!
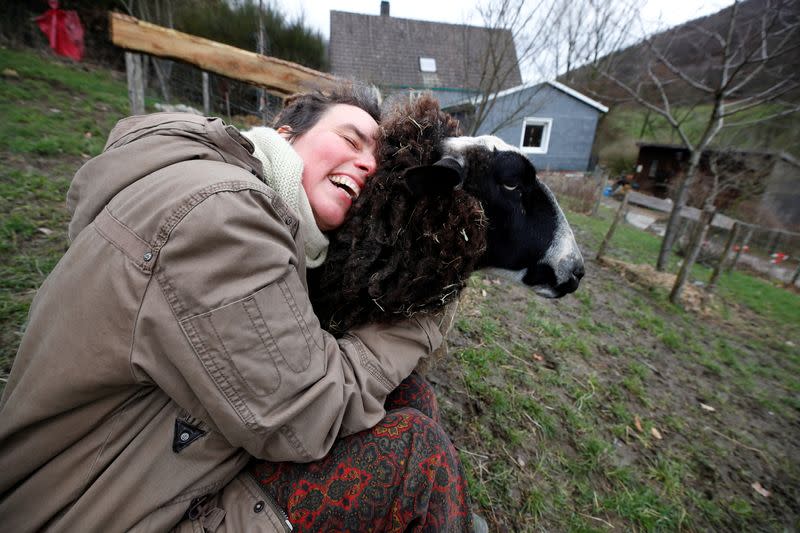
[240,127,329,267]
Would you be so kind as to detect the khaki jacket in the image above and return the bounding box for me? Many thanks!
[0,113,441,532]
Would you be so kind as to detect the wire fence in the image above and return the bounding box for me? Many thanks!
[543,171,800,287]
[141,57,284,127]
[694,220,799,285]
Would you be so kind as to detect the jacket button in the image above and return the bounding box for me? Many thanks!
[253,501,265,513]
[143,251,153,262]
[179,431,190,442]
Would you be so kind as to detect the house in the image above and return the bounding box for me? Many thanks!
[329,1,521,107]
[633,142,800,228]
[329,2,607,172]
[444,81,608,172]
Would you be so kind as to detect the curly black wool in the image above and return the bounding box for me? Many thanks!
[308,95,488,334]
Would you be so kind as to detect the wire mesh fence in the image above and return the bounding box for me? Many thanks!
[140,56,285,127]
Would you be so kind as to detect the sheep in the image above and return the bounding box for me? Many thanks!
[308,94,584,335]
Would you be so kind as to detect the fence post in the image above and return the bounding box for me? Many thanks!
[202,72,211,115]
[125,52,145,115]
[670,207,715,304]
[591,165,607,217]
[596,192,629,261]
[789,262,800,288]
[708,222,740,290]
[766,230,781,255]
[727,225,754,273]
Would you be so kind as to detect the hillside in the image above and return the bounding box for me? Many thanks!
[595,102,800,176]
[1,48,799,532]
[562,0,800,169]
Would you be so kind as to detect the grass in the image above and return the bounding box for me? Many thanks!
[0,48,130,375]
[0,48,129,158]
[568,205,799,327]
[445,203,799,530]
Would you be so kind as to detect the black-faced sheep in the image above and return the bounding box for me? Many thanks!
[308,95,584,334]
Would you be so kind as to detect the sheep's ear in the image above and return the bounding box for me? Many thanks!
[403,156,465,196]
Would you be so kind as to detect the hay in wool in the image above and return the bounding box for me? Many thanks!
[308,95,487,334]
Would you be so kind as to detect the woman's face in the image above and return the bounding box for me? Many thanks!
[283,104,378,231]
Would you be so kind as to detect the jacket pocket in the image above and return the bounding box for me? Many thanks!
[172,472,292,533]
[179,266,324,426]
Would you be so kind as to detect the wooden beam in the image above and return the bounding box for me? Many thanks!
[109,12,337,97]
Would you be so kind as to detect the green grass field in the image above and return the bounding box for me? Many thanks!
[1,47,798,531]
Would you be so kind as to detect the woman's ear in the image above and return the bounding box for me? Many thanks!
[276,125,293,140]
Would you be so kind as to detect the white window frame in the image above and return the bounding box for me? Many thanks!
[519,117,552,154]
[419,57,437,73]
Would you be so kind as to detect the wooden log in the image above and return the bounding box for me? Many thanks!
[110,12,338,97]
[627,191,673,213]
[596,193,629,261]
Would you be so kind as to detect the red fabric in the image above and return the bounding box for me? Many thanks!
[35,2,85,61]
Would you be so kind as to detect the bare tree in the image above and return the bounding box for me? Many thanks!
[592,0,800,273]
[459,0,633,136]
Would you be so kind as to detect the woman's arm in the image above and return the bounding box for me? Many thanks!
[135,184,442,462]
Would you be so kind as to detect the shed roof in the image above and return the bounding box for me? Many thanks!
[329,10,522,92]
[443,80,608,113]
[636,142,800,167]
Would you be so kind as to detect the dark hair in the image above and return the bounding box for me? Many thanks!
[272,82,381,140]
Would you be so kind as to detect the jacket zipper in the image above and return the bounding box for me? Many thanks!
[247,472,293,532]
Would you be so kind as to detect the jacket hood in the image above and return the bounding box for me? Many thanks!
[66,113,263,241]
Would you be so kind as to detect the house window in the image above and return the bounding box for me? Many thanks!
[519,118,552,154]
[419,57,437,73]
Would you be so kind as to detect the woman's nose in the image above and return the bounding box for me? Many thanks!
[356,151,377,176]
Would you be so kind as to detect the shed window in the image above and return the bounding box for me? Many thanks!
[648,160,658,178]
[519,117,552,154]
[419,57,437,72]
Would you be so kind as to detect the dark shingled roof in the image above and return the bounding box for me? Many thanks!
[329,10,522,92]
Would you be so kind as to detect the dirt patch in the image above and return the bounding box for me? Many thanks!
[598,256,718,316]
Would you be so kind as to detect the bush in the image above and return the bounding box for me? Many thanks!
[540,172,599,214]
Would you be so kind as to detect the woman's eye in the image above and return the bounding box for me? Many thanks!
[503,184,518,191]
[344,136,358,149]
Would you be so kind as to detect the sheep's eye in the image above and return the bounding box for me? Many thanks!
[503,184,518,191]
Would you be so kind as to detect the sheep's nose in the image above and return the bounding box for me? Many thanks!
[558,257,584,294]
[572,262,585,284]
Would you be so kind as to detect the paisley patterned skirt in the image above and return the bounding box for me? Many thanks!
[248,373,473,532]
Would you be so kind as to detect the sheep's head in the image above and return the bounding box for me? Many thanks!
[405,135,585,298]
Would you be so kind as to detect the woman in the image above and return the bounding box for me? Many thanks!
[0,83,472,531]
